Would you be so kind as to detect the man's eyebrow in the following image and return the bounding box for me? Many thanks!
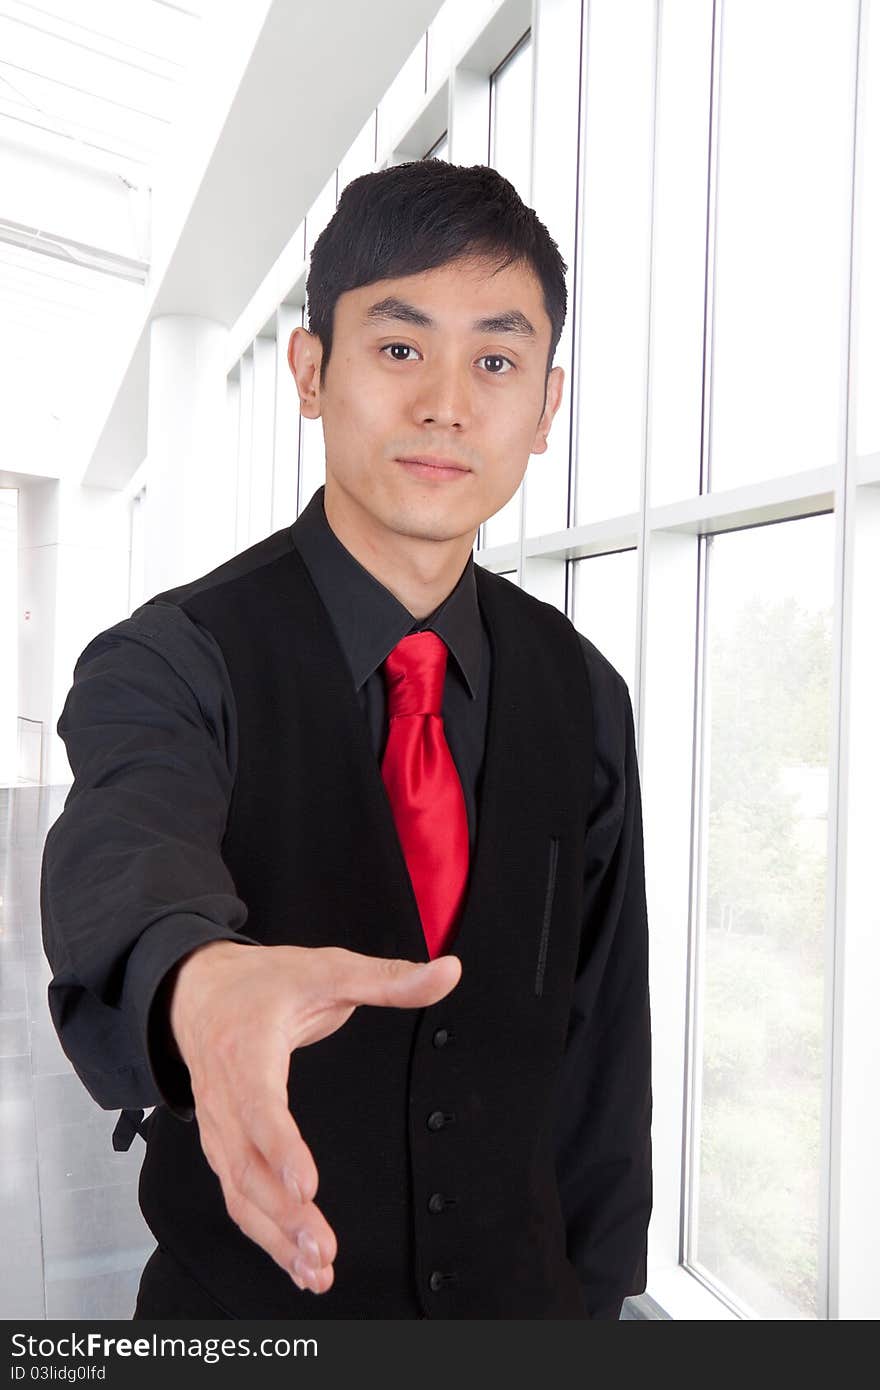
[362,296,537,339]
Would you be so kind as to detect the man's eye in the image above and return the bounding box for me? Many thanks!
[381,343,419,361]
[380,344,514,374]
[478,355,514,375]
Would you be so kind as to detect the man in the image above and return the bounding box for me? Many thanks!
[40,160,652,1320]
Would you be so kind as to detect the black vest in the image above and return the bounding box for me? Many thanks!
[138,530,595,1318]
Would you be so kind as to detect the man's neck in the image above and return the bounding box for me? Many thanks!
[323,480,477,620]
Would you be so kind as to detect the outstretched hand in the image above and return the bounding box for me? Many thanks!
[166,940,462,1294]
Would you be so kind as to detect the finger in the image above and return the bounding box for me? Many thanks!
[221,1175,336,1295]
[197,1076,337,1277]
[208,1024,321,1205]
[226,1142,337,1270]
[238,1083,321,1207]
[223,1129,335,1259]
[241,1041,335,1261]
[325,949,462,1010]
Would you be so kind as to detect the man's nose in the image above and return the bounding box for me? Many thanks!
[411,359,472,429]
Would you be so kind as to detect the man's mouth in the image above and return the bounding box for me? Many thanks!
[395,456,472,478]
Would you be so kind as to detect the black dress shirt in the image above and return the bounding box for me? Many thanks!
[42,483,651,1319]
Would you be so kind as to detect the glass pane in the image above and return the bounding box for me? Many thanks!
[709,0,856,491]
[490,32,532,202]
[854,0,880,458]
[573,0,655,525]
[691,513,834,1319]
[647,0,714,507]
[482,482,521,549]
[570,550,638,699]
[483,32,532,549]
[522,0,584,542]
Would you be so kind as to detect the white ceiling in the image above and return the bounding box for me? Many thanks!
[0,0,204,176]
[0,0,206,470]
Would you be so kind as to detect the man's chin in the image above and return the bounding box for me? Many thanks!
[392,517,473,545]
[375,492,472,541]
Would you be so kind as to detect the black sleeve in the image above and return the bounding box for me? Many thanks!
[553,637,653,1319]
[40,600,261,1120]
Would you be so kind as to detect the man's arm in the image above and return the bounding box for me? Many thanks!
[41,600,464,1293]
[553,641,653,1319]
[40,601,261,1117]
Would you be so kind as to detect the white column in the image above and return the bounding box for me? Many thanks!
[17,477,130,788]
[17,480,60,787]
[53,483,130,786]
[0,489,18,784]
[273,304,303,530]
[144,316,232,597]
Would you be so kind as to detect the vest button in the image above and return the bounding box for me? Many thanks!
[429,1271,445,1292]
[427,1192,446,1213]
[426,1109,446,1131]
[432,1028,450,1048]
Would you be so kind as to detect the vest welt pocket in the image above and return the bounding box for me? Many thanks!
[535,836,560,997]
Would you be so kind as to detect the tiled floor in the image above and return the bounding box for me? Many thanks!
[0,784,154,1320]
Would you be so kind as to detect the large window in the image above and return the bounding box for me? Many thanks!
[572,0,655,526]
[690,515,834,1319]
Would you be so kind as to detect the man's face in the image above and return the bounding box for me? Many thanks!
[288,255,565,545]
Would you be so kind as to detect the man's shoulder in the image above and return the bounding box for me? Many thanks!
[71,528,299,692]
[69,595,233,717]
[571,628,634,749]
[67,529,295,692]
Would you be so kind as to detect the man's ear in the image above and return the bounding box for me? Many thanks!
[288,327,323,419]
[532,365,565,455]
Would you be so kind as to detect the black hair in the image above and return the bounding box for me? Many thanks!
[305,160,568,398]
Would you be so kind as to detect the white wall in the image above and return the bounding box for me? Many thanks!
[144,316,235,597]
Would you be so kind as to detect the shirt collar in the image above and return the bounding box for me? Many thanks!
[289,484,483,699]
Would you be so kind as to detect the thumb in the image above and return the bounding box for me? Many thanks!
[335,951,462,1010]
[407,954,463,1003]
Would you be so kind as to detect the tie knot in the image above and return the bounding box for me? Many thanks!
[382,630,448,717]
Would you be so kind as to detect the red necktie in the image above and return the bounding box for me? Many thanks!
[380,631,470,958]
